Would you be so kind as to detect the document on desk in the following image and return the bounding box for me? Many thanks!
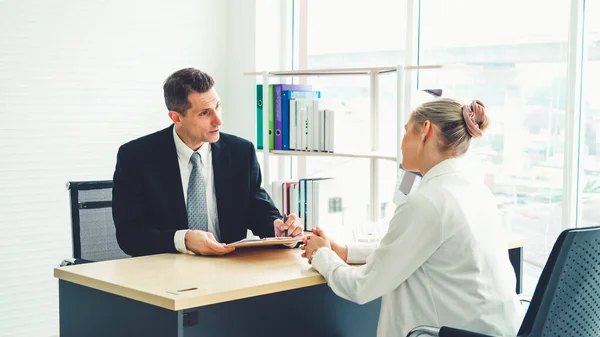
[227,236,303,248]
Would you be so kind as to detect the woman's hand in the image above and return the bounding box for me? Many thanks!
[301,232,330,264]
[301,228,347,263]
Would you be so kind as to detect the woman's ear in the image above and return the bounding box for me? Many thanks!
[421,120,431,141]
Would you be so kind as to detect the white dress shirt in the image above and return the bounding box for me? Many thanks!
[311,157,524,337]
[172,127,221,253]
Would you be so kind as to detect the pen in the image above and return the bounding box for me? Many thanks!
[283,214,288,237]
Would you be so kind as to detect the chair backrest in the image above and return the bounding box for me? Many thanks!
[518,226,600,337]
[67,180,129,262]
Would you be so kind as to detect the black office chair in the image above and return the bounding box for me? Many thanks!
[406,226,600,337]
[60,180,129,266]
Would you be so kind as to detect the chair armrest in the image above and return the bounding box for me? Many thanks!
[517,293,532,313]
[439,326,494,337]
[59,258,94,266]
[405,326,494,337]
[406,326,440,337]
[517,293,532,304]
[60,258,76,267]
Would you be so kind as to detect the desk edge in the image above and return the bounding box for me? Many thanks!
[54,268,326,311]
[54,268,177,310]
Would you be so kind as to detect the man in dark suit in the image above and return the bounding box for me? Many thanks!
[112,68,303,257]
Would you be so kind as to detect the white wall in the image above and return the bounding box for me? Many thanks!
[0,0,258,335]
[222,0,257,143]
[221,0,292,145]
[256,0,291,73]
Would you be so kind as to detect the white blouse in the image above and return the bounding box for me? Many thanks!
[311,158,524,337]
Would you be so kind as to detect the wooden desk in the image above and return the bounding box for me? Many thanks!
[54,248,380,337]
[54,239,525,337]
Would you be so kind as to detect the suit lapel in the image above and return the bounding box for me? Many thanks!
[211,138,231,238]
[158,125,187,229]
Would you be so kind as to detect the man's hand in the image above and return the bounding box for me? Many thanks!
[274,213,303,237]
[301,228,347,263]
[185,230,235,256]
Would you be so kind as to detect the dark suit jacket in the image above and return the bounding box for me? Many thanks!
[112,125,281,257]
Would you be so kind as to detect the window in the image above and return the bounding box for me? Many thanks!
[578,0,600,229]
[304,0,407,228]
[418,0,570,294]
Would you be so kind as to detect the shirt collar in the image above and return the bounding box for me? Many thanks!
[419,157,469,187]
[172,126,211,164]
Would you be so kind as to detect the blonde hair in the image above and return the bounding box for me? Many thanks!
[410,98,489,156]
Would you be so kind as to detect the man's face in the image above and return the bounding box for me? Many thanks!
[176,88,222,146]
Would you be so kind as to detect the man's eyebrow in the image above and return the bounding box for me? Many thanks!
[198,101,221,112]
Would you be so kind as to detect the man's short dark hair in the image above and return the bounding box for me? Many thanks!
[163,68,215,115]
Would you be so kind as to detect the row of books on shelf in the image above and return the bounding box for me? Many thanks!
[256,84,335,153]
[271,178,343,232]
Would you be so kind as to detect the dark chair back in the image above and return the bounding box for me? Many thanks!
[518,226,600,337]
[66,180,129,262]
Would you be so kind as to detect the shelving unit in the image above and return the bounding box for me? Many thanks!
[245,64,452,223]
[269,150,397,161]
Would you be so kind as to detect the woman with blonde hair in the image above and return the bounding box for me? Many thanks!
[302,98,523,337]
